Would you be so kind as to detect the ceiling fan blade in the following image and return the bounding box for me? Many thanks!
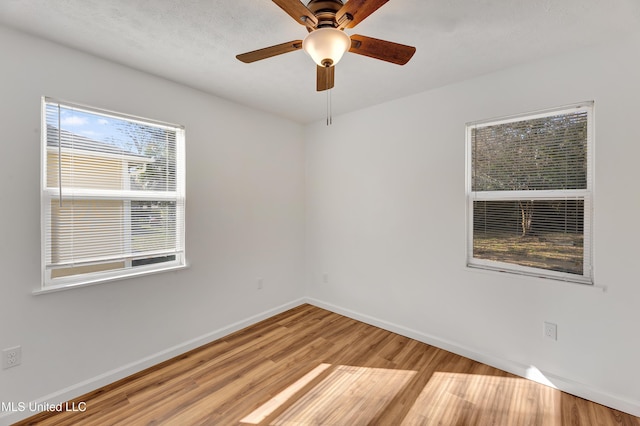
[317,65,335,91]
[349,34,416,65]
[336,0,388,29]
[236,40,303,63]
[272,0,318,28]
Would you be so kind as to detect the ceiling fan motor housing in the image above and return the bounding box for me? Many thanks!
[306,0,345,29]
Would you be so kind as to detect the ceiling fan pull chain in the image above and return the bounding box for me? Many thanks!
[326,89,329,126]
[326,66,332,126]
[329,88,333,125]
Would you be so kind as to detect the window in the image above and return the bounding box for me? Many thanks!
[466,102,593,284]
[41,98,186,291]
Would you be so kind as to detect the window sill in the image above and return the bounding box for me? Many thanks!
[464,264,606,292]
[33,263,189,295]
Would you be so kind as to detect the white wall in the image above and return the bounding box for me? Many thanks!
[305,36,640,415]
[0,25,305,424]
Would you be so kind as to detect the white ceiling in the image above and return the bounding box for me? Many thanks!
[1,0,639,124]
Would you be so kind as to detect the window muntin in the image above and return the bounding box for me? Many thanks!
[41,98,186,290]
[466,103,593,284]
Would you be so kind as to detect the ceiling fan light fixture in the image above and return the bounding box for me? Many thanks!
[302,27,351,67]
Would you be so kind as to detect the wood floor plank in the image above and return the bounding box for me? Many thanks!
[14,304,640,426]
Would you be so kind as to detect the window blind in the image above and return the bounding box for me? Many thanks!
[42,98,186,287]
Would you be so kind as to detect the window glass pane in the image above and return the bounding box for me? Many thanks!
[131,201,177,254]
[132,255,176,267]
[472,111,588,192]
[473,200,584,275]
[49,199,126,265]
[51,262,126,279]
[47,151,126,190]
[126,125,177,192]
[45,103,177,193]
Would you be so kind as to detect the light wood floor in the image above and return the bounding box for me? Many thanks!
[16,304,639,425]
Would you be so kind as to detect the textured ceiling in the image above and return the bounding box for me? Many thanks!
[1,0,640,123]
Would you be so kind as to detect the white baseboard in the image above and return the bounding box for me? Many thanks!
[0,298,305,426]
[305,297,640,418]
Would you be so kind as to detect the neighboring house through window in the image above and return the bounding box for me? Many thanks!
[41,98,186,291]
[466,102,593,284]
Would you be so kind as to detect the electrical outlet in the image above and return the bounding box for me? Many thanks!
[257,278,263,290]
[2,346,22,369]
[544,322,557,340]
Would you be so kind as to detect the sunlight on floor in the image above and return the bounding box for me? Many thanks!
[241,363,563,425]
[240,363,333,424]
[400,372,562,425]
[241,364,416,425]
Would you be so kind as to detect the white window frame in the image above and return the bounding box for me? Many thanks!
[465,102,594,284]
[39,98,187,293]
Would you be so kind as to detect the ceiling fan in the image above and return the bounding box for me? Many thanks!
[236,0,416,92]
